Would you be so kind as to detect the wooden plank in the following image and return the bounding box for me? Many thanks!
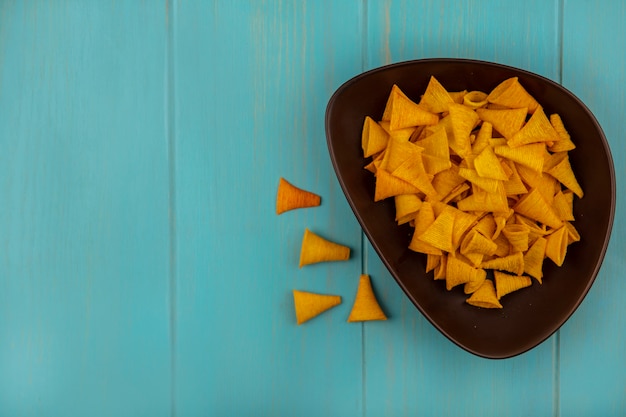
[363,1,560,415]
[366,0,561,77]
[172,1,365,415]
[0,2,171,416]
[559,2,626,415]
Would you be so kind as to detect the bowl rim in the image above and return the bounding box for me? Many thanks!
[325,57,617,359]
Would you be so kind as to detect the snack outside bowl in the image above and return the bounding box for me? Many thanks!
[325,59,615,359]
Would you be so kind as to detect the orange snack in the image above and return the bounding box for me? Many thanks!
[293,290,341,325]
[360,78,583,309]
[494,271,532,299]
[299,229,350,267]
[276,177,321,214]
[347,275,387,322]
[466,280,503,309]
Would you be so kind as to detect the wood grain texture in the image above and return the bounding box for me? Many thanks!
[363,1,560,415]
[171,1,365,416]
[0,2,171,416]
[559,1,626,415]
[0,0,624,415]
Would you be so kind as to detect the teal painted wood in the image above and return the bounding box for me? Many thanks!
[365,0,561,78]
[559,1,626,415]
[362,1,561,416]
[0,2,172,416]
[171,1,365,415]
[1,1,625,416]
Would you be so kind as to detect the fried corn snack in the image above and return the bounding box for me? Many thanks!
[494,271,532,300]
[545,226,569,267]
[419,76,455,113]
[482,251,525,276]
[508,106,560,148]
[544,152,584,198]
[466,280,503,309]
[486,76,539,113]
[361,116,390,158]
[524,237,548,283]
[347,274,387,322]
[394,194,423,225]
[299,228,350,267]
[385,85,439,130]
[276,177,321,214]
[361,77,583,309]
[475,107,527,140]
[293,290,341,325]
[462,91,489,109]
[549,113,577,152]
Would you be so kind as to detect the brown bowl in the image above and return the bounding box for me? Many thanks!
[325,59,615,359]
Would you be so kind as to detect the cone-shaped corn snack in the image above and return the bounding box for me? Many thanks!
[293,290,341,325]
[456,183,509,213]
[549,113,576,152]
[458,167,501,194]
[446,256,486,291]
[387,85,439,130]
[544,152,584,198]
[463,91,489,109]
[523,237,547,283]
[476,107,527,140]
[441,183,470,204]
[408,202,443,255]
[374,169,421,201]
[494,143,546,172]
[299,229,350,267]
[545,226,569,267]
[392,156,439,199]
[379,120,416,142]
[449,90,468,104]
[552,190,575,221]
[472,121,493,155]
[364,150,385,174]
[473,214,498,240]
[347,274,387,322]
[494,271,532,299]
[508,107,560,148]
[419,75,455,113]
[361,116,389,158]
[380,136,423,172]
[432,164,466,199]
[502,161,528,195]
[416,125,452,175]
[486,77,539,113]
[448,103,479,158]
[481,251,524,276]
[434,253,448,280]
[463,252,485,269]
[394,194,423,225]
[382,84,409,122]
[418,207,456,253]
[462,263,488,294]
[460,229,498,256]
[563,221,581,244]
[426,253,442,273]
[474,144,509,180]
[492,232,512,257]
[466,279,503,309]
[276,178,321,214]
[502,223,531,252]
[513,188,563,229]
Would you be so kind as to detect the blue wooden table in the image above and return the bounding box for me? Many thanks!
[0,1,624,416]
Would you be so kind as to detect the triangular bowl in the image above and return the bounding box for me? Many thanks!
[325,59,615,359]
